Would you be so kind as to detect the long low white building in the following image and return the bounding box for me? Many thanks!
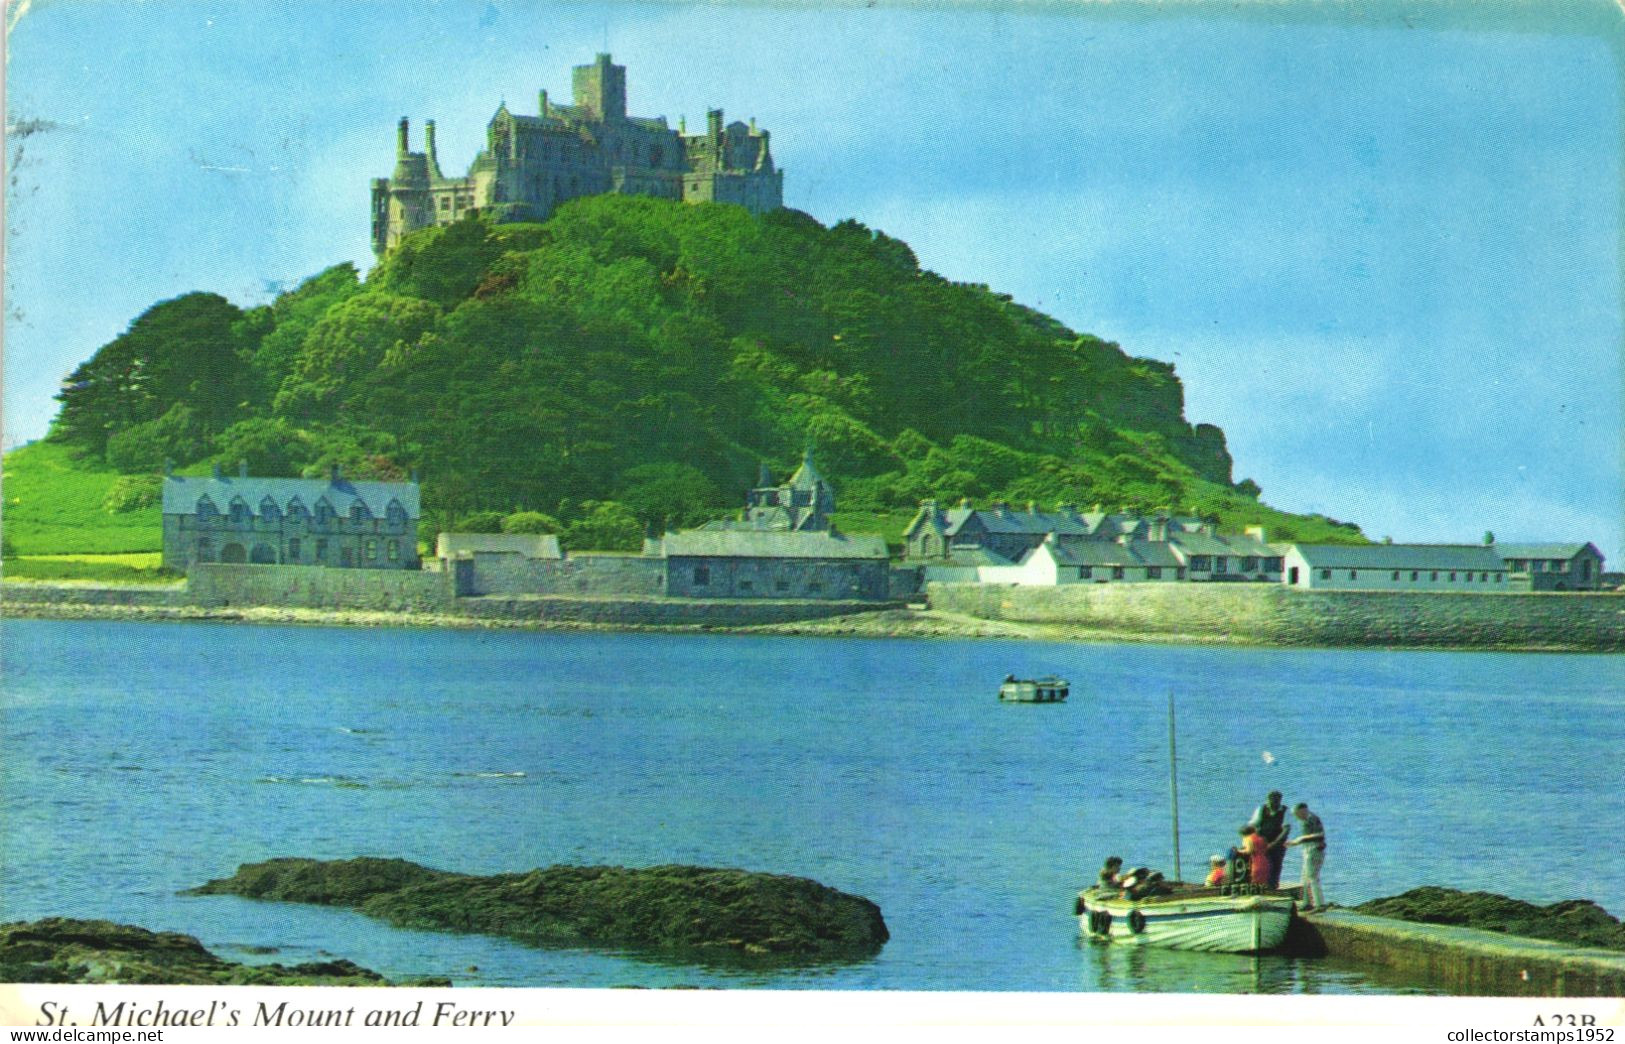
[1282,544,1507,590]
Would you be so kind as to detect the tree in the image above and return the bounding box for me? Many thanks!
[616,463,725,532]
[562,501,644,552]
[502,511,561,534]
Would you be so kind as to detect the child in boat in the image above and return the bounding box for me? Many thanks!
[1240,825,1270,887]
[1205,854,1228,887]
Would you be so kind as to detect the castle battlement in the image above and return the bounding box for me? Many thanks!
[370,54,784,255]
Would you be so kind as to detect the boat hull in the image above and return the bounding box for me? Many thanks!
[1078,889,1296,954]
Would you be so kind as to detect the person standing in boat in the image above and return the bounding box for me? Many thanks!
[1285,803,1328,911]
[1098,856,1125,890]
[1248,790,1291,888]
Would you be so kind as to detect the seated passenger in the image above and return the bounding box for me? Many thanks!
[1205,854,1228,887]
[1097,856,1125,890]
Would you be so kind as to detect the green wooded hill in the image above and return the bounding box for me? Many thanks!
[23,196,1364,552]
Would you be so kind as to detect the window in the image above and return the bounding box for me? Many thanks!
[692,565,709,586]
[1391,571,1400,581]
[387,540,400,562]
[316,538,328,561]
[1241,557,1258,572]
[1430,572,1438,581]
[1080,566,1094,579]
[1550,559,1566,571]
[195,537,213,562]
[1215,558,1228,574]
[387,502,407,527]
[1319,569,1331,580]
[1264,557,1284,573]
[1147,567,1163,579]
[196,497,218,521]
[1449,572,1457,582]
[1349,570,1358,580]
[288,538,301,561]
[351,503,370,524]
[1497,573,1504,582]
[1112,566,1125,580]
[1191,556,1212,571]
[1411,571,1419,581]
[1176,568,1186,580]
[315,501,335,525]
[366,539,378,559]
[229,500,250,525]
[287,499,308,523]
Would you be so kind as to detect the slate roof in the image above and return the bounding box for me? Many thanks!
[1288,544,1504,571]
[162,475,420,518]
[661,530,888,560]
[1493,543,1602,562]
[437,533,562,559]
[942,507,1096,538]
[944,546,1017,567]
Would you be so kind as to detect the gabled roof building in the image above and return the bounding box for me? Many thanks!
[162,464,421,571]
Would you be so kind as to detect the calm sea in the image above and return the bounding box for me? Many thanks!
[2,618,1621,992]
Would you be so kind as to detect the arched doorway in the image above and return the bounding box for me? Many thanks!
[250,544,277,564]
[221,543,247,563]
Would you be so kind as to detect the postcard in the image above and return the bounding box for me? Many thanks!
[3,0,1622,1036]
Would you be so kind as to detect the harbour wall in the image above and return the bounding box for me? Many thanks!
[0,583,187,608]
[1288,911,1625,997]
[455,595,901,626]
[927,582,1625,652]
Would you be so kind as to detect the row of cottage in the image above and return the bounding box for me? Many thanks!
[159,457,1609,599]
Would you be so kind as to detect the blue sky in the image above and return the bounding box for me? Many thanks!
[5,0,1621,561]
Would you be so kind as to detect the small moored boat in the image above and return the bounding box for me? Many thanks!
[1076,883,1297,953]
[998,675,1069,703]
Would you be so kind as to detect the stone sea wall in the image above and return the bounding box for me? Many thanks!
[1,583,186,608]
[464,552,665,597]
[187,562,456,612]
[456,594,898,626]
[927,582,1625,651]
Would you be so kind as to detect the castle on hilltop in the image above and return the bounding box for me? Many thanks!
[370,54,784,255]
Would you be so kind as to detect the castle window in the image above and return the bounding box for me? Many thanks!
[229,500,251,525]
[315,501,335,525]
[387,540,401,562]
[351,503,370,524]
[366,539,378,559]
[387,501,407,527]
[196,497,218,521]
[287,499,308,522]
[260,497,280,522]
[195,537,213,563]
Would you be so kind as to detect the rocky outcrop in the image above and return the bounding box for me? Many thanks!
[0,918,430,985]
[188,857,889,961]
[1356,887,1625,952]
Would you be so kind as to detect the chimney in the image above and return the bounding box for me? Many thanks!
[1245,525,1268,543]
[211,462,223,479]
[330,464,342,483]
[410,468,420,484]
[539,89,549,116]
[708,108,723,143]
[959,497,971,509]
[424,120,442,178]
[238,459,248,478]
[1026,501,1038,515]
[397,117,409,155]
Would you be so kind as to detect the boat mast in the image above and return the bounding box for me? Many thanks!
[1168,691,1182,883]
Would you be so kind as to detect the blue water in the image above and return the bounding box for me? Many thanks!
[2,618,1621,992]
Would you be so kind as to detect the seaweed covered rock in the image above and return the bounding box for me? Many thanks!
[1356,887,1625,952]
[0,918,419,985]
[188,856,455,906]
[189,858,889,961]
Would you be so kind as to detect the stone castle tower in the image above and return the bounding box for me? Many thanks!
[371,54,784,255]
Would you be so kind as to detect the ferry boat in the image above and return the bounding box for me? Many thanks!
[998,675,1069,703]
[1076,883,1297,953]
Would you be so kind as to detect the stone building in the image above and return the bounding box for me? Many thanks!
[371,54,784,255]
[661,530,890,600]
[706,449,836,533]
[904,501,1284,583]
[1493,542,1606,591]
[161,464,420,571]
[1281,544,1506,591]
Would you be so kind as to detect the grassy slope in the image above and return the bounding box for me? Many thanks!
[3,441,163,555]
